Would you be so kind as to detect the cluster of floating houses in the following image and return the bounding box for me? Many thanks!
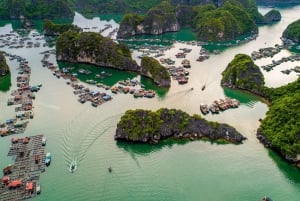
[111,79,156,98]
[0,31,50,49]
[0,53,41,137]
[261,54,300,73]
[197,48,210,62]
[200,98,240,115]
[251,44,300,75]
[1,135,49,200]
[251,46,283,60]
[40,52,113,107]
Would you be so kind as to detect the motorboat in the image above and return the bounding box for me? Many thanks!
[45,153,51,166]
[69,159,77,173]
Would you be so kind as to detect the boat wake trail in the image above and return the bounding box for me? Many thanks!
[61,112,122,170]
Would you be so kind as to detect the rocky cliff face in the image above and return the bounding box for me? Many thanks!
[221,54,265,96]
[0,52,9,76]
[115,108,246,144]
[56,31,170,87]
[140,57,171,87]
[282,19,300,43]
[56,31,140,72]
[263,9,281,24]
[117,1,180,38]
[43,19,82,36]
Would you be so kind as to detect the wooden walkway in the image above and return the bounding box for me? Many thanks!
[0,135,47,201]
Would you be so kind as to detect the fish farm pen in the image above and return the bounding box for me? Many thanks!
[1,135,47,200]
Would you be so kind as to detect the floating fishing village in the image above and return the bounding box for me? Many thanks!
[1,135,49,200]
[0,2,300,200]
[0,51,41,137]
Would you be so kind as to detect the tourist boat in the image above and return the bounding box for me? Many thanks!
[45,153,51,166]
[41,136,46,146]
[69,159,77,173]
[200,104,209,115]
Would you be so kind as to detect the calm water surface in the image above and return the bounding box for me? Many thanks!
[0,6,300,201]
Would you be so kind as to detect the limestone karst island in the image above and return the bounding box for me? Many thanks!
[0,0,299,201]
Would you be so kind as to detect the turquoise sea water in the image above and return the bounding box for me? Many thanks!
[0,6,300,201]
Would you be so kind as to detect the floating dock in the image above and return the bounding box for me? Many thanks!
[0,135,47,200]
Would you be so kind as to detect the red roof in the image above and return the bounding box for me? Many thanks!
[8,179,22,187]
[26,182,33,191]
[2,176,10,183]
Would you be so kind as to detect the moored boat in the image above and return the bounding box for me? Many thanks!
[45,153,51,166]
[41,136,46,146]
[200,104,209,115]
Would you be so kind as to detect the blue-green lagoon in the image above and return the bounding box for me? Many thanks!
[0,6,300,201]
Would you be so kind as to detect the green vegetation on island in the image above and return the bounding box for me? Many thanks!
[56,31,139,71]
[221,54,265,95]
[140,57,171,87]
[221,53,300,167]
[192,1,258,41]
[258,78,300,166]
[117,1,179,38]
[0,0,74,19]
[115,108,246,144]
[74,0,162,16]
[56,32,170,87]
[43,19,82,36]
[118,0,262,42]
[282,19,300,43]
[263,9,281,24]
[0,52,11,91]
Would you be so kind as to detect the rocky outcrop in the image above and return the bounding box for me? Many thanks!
[263,9,281,24]
[256,78,300,168]
[175,5,194,26]
[282,19,300,43]
[221,54,265,96]
[43,19,82,36]
[56,31,169,87]
[115,108,246,144]
[117,1,180,38]
[0,52,9,76]
[140,57,170,87]
[56,31,139,72]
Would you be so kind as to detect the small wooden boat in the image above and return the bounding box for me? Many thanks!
[201,85,206,91]
[69,159,77,173]
[108,166,112,173]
